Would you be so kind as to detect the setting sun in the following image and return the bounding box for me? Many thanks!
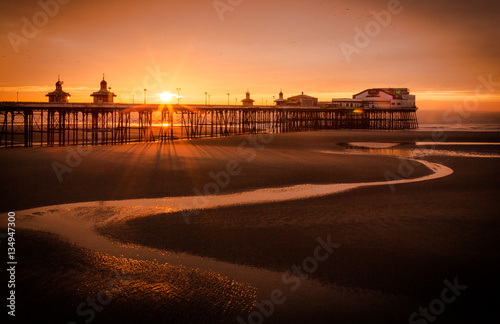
[1,1,500,322]
[160,92,174,102]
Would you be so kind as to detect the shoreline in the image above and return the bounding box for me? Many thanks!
[2,130,500,323]
[1,130,499,213]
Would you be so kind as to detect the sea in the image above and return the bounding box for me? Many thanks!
[417,110,500,132]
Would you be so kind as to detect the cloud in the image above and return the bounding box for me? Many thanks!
[0,0,499,108]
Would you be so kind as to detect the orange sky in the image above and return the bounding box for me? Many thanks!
[1,0,499,110]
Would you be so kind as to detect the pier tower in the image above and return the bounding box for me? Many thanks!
[46,76,71,103]
[91,76,116,104]
[241,90,255,106]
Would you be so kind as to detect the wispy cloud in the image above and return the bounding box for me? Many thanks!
[0,86,93,92]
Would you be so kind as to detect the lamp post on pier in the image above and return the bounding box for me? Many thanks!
[227,93,230,105]
[176,88,181,104]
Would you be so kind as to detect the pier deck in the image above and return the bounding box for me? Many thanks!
[0,102,418,147]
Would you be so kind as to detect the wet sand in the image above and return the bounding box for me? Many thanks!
[3,129,499,213]
[1,130,500,323]
[4,230,257,324]
[98,157,500,323]
[0,130,447,212]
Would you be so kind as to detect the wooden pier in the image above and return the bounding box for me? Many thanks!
[0,102,418,147]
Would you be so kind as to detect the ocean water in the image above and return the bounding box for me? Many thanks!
[417,110,500,131]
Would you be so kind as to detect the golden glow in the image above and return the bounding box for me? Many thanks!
[0,1,499,111]
[353,109,364,114]
[160,92,174,102]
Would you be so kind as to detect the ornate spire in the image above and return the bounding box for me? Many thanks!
[100,76,107,90]
[55,76,63,90]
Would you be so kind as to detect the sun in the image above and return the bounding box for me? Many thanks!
[160,92,173,102]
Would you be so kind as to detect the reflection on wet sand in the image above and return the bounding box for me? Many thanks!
[17,156,452,227]
[12,149,455,322]
[345,142,500,158]
[10,230,257,324]
[6,131,499,323]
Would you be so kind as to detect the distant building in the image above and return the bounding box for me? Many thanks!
[330,98,363,109]
[274,89,287,106]
[285,92,318,107]
[46,77,71,103]
[90,77,116,104]
[340,88,416,109]
[241,90,255,106]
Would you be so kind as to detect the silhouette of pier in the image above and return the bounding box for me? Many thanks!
[0,102,418,147]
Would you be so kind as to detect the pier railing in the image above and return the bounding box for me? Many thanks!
[0,102,418,147]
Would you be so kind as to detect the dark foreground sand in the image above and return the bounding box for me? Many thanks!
[1,130,500,324]
[1,230,256,324]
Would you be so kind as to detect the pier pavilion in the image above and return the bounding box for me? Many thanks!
[0,86,418,147]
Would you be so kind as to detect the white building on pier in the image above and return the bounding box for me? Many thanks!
[332,88,416,109]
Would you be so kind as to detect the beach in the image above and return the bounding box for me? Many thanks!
[1,130,500,323]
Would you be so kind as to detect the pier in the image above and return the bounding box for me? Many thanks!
[0,102,418,147]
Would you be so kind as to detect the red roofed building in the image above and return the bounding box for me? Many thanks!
[351,88,416,109]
